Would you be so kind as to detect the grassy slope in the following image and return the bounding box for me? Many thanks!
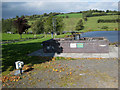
[82,15,118,32]
[57,13,82,31]
[57,13,83,18]
[57,13,118,32]
[27,13,118,32]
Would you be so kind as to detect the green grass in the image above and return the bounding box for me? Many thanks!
[2,33,68,75]
[63,18,80,31]
[2,33,44,41]
[60,14,118,32]
[82,15,118,32]
[55,33,71,38]
[57,13,83,18]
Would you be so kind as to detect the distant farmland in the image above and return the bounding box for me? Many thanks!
[57,13,83,18]
[57,13,118,32]
[27,13,118,32]
[82,15,118,32]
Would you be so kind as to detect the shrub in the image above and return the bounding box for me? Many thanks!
[97,19,120,23]
[66,16,69,18]
[101,26,108,29]
[84,17,87,21]
[75,19,84,30]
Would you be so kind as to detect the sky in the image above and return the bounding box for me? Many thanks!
[1,0,120,19]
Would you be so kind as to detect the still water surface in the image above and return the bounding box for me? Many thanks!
[81,31,118,42]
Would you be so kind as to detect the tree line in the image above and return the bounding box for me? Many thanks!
[82,10,120,18]
[2,19,17,33]
[2,15,64,39]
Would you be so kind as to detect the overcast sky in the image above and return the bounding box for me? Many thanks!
[1,0,119,19]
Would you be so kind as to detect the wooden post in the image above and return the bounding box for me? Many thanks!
[20,68,22,74]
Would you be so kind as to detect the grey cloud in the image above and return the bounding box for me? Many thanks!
[2,0,120,2]
[2,2,118,19]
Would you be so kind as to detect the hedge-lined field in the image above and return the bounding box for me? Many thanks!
[60,14,118,32]
[82,15,118,32]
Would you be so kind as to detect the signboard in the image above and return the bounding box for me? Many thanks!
[99,45,106,47]
[70,43,76,48]
[15,61,24,69]
[77,43,84,48]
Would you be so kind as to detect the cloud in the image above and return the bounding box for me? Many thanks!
[2,0,120,2]
[2,2,118,19]
[88,2,118,10]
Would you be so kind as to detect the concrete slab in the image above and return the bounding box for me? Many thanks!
[71,53,84,58]
[28,46,118,58]
[100,54,110,58]
[82,53,92,58]
[109,52,118,58]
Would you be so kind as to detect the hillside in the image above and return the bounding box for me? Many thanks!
[56,13,118,32]
[4,13,118,33]
[82,15,118,32]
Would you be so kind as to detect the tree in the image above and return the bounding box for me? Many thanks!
[31,18,44,37]
[2,19,14,33]
[44,16,53,37]
[106,10,109,13]
[84,17,87,21]
[43,13,48,16]
[82,11,92,18]
[66,16,69,18]
[21,15,25,18]
[16,16,19,18]
[14,17,30,39]
[44,16,64,37]
[75,19,84,30]
[55,17,64,34]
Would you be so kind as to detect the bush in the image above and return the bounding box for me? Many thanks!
[66,16,69,18]
[97,19,120,23]
[101,26,108,29]
[75,19,84,30]
[84,17,87,21]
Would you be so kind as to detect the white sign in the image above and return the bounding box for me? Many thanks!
[70,43,76,48]
[99,45,106,47]
[15,61,24,69]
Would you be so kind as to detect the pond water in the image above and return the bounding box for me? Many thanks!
[81,31,118,43]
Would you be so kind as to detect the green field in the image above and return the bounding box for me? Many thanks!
[57,13,83,18]
[2,33,44,41]
[59,14,118,32]
[82,15,118,32]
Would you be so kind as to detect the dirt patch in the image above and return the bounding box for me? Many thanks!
[2,59,118,88]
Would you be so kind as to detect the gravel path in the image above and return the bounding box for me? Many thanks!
[2,59,118,88]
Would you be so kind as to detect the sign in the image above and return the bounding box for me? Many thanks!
[70,43,76,48]
[15,61,24,69]
[99,45,106,47]
[77,43,84,48]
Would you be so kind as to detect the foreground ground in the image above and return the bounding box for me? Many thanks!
[2,58,118,88]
